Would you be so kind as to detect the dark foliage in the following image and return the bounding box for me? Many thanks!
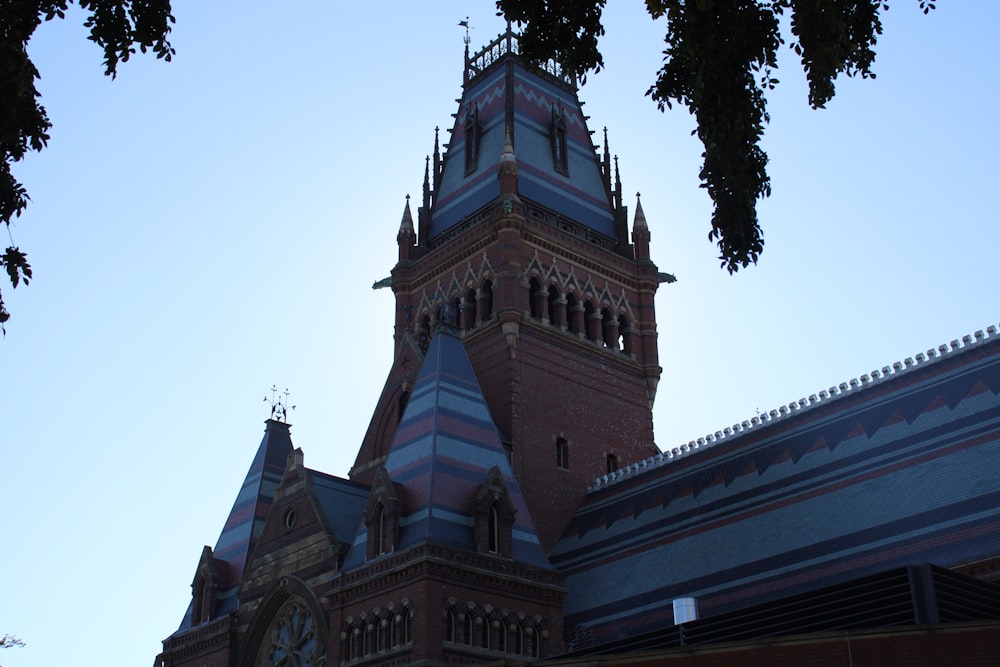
[497,0,934,272]
[0,0,174,332]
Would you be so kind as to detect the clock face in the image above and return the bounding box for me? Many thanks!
[267,604,321,667]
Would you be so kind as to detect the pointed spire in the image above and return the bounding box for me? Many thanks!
[422,157,431,210]
[433,126,441,190]
[602,127,612,192]
[398,195,415,260]
[613,155,623,212]
[633,192,648,231]
[632,192,651,260]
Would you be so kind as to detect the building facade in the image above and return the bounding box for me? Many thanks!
[156,30,1000,667]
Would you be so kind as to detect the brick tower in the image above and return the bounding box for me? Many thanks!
[353,28,663,551]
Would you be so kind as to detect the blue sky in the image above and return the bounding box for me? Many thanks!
[2,2,998,666]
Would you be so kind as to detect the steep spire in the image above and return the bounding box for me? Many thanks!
[432,126,441,190]
[632,192,650,260]
[602,127,612,194]
[422,156,431,210]
[397,195,415,261]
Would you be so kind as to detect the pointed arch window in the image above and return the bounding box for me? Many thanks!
[528,277,543,319]
[488,505,500,553]
[550,104,569,176]
[465,288,478,329]
[445,609,456,643]
[480,280,493,321]
[473,466,516,558]
[607,453,620,474]
[618,314,632,355]
[464,104,482,175]
[556,437,569,470]
[566,293,580,335]
[365,468,401,560]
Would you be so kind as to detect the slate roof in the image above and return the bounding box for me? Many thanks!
[175,419,292,632]
[552,331,1000,644]
[342,329,549,570]
[429,31,616,242]
[310,469,369,548]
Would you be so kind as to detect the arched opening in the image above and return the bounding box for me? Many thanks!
[445,609,456,643]
[465,288,477,329]
[547,285,562,328]
[528,277,543,319]
[463,614,474,645]
[488,505,500,553]
[606,453,620,474]
[374,505,386,556]
[584,301,597,341]
[480,617,491,649]
[601,308,614,348]
[480,280,493,321]
[512,624,524,655]
[566,293,579,334]
[619,314,631,355]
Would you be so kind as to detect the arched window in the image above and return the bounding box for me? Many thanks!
[364,623,374,656]
[556,437,569,469]
[374,505,386,556]
[480,280,493,321]
[464,104,481,175]
[528,277,543,319]
[607,453,619,474]
[463,614,474,646]
[497,621,507,653]
[488,505,500,553]
[512,624,524,655]
[480,618,491,649]
[465,288,478,329]
[619,314,632,355]
[601,308,614,348]
[403,609,412,644]
[377,619,387,652]
[445,609,456,643]
[550,104,569,175]
[566,293,579,334]
[584,301,597,341]
[547,285,562,328]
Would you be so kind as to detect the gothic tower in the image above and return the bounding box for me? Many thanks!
[353,29,663,551]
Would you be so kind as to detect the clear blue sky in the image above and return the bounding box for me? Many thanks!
[3,2,998,666]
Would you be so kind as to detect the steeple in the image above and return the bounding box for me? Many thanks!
[359,27,664,551]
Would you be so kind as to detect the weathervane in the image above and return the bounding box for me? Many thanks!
[459,17,471,47]
[264,385,296,423]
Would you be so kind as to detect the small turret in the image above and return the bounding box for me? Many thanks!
[397,195,415,261]
[632,192,651,260]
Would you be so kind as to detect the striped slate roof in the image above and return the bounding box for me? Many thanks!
[342,330,548,570]
[175,419,292,632]
[430,31,616,241]
[552,332,1000,644]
